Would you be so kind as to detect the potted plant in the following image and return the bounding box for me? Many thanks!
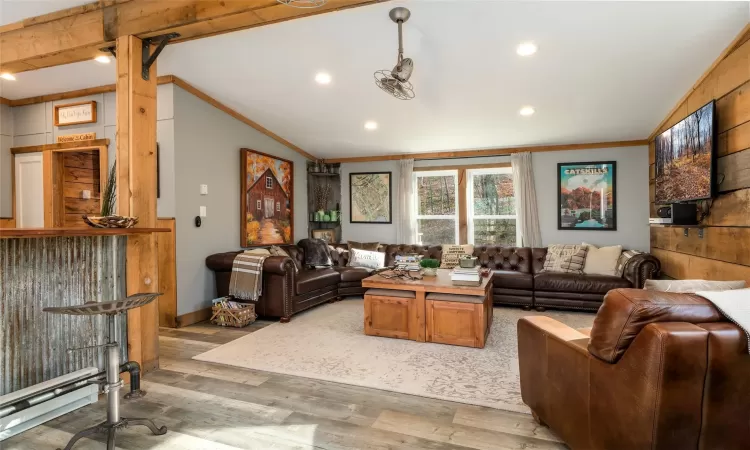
[420,258,439,276]
[83,162,139,228]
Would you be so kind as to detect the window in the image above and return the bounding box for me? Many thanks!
[412,165,517,246]
[256,199,261,210]
[276,201,280,212]
[266,176,273,189]
[414,170,459,245]
[467,167,517,245]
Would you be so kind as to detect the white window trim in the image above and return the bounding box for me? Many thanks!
[466,167,520,245]
[256,199,261,210]
[413,169,459,245]
[266,176,273,189]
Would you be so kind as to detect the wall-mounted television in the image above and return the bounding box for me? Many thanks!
[654,100,716,204]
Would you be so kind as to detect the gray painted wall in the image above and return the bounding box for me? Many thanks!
[340,146,649,251]
[0,104,12,217]
[533,145,650,251]
[173,86,309,316]
[4,85,176,217]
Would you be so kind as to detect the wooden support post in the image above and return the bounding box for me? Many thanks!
[116,35,160,373]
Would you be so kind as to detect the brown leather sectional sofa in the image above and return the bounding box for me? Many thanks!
[206,243,660,322]
[518,288,750,450]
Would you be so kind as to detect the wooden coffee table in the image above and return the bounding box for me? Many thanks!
[362,269,493,348]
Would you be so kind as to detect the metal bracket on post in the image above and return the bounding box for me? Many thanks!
[141,33,180,80]
[101,46,117,58]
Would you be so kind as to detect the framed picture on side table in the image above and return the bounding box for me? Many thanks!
[558,161,617,230]
[312,229,336,244]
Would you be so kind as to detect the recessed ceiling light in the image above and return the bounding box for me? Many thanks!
[0,73,16,81]
[364,121,378,130]
[519,106,535,116]
[94,55,111,64]
[315,72,332,85]
[516,42,537,57]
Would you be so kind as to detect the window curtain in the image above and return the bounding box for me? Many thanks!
[396,159,416,243]
[511,152,542,247]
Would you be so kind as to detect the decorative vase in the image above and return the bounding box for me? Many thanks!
[316,209,325,221]
[330,210,339,222]
[323,213,331,222]
[422,267,438,277]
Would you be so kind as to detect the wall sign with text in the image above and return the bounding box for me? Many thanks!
[54,101,97,126]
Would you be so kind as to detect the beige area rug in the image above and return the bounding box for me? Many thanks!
[194,299,594,413]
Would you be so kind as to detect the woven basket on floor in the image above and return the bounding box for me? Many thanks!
[211,303,257,328]
[83,215,139,228]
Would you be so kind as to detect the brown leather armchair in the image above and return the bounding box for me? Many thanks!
[518,288,750,450]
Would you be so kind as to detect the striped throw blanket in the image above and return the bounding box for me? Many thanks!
[229,253,268,301]
[696,288,750,354]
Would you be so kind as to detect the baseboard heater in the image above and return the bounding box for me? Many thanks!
[0,367,99,441]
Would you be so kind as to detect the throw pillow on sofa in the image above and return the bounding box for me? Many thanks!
[348,240,380,251]
[582,243,622,276]
[542,244,588,274]
[298,238,332,268]
[644,279,746,293]
[348,248,385,270]
[614,250,642,277]
[269,245,299,272]
[439,244,474,269]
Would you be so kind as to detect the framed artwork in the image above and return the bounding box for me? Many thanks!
[349,172,392,224]
[558,161,617,230]
[240,149,294,247]
[54,101,97,126]
[312,229,335,244]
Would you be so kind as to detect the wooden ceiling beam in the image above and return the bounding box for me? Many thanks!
[0,0,386,74]
[322,140,649,164]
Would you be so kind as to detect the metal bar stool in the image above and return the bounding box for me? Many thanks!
[44,293,167,450]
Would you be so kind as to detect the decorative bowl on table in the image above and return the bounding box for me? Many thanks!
[419,258,440,276]
[83,215,139,228]
[459,256,478,268]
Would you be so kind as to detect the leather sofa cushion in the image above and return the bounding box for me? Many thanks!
[588,288,724,363]
[532,248,547,274]
[492,270,533,290]
[334,267,371,283]
[534,291,604,302]
[295,269,340,295]
[534,272,630,294]
[474,247,532,273]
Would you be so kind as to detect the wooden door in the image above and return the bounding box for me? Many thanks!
[14,153,44,227]
[264,197,274,218]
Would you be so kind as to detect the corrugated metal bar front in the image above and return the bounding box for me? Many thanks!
[0,236,127,396]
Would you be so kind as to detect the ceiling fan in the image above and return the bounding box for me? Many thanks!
[374,7,415,101]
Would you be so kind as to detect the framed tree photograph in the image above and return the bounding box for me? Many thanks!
[349,172,392,224]
[558,161,617,230]
[240,149,294,247]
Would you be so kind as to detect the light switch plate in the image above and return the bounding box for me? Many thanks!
[200,184,208,195]
[199,206,207,217]
[81,190,91,200]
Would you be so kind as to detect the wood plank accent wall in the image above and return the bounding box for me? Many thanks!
[62,151,101,228]
[649,25,750,285]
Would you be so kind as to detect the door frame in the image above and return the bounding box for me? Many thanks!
[10,139,109,227]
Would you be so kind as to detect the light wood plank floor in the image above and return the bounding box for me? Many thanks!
[4,321,566,450]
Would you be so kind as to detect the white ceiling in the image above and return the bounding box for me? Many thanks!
[1,1,748,159]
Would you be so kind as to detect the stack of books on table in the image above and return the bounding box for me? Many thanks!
[394,255,421,271]
[451,267,481,286]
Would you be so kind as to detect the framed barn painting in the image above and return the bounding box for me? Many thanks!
[240,149,294,247]
[558,161,617,231]
[349,172,392,224]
